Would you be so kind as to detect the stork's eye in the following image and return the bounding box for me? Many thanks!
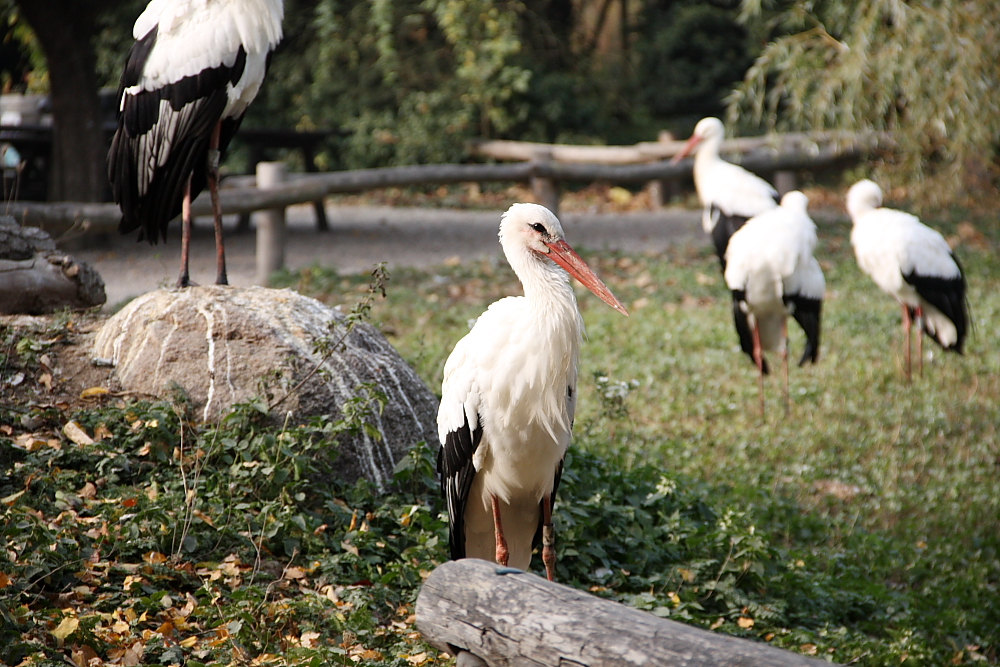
[529,223,547,234]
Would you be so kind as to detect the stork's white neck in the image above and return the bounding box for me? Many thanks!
[505,246,580,320]
[694,131,723,168]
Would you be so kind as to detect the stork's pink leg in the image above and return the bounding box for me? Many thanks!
[177,178,193,288]
[915,306,924,377]
[541,494,556,582]
[751,319,765,417]
[207,121,228,285]
[490,494,509,567]
[901,303,912,382]
[781,318,790,414]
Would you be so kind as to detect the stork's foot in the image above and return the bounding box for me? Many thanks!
[495,538,509,567]
[542,523,556,582]
[176,275,197,289]
[215,271,229,286]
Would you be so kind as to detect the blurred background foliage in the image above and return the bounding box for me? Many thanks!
[1,0,999,201]
[728,0,1000,204]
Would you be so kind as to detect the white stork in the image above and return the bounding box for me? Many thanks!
[724,191,825,413]
[108,0,284,287]
[437,203,628,581]
[847,179,968,379]
[671,117,779,271]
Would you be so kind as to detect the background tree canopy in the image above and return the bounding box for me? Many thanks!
[3,0,999,201]
[728,0,1000,204]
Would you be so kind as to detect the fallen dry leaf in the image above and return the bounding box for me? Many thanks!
[737,617,754,629]
[51,616,80,642]
[81,386,111,399]
[71,643,99,667]
[63,421,94,446]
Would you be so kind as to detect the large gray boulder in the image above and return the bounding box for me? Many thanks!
[93,286,439,489]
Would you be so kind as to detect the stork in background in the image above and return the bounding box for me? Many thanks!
[437,203,628,582]
[847,179,968,380]
[671,117,780,272]
[724,191,825,414]
[108,0,284,287]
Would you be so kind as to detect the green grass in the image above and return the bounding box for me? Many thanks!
[1,209,997,666]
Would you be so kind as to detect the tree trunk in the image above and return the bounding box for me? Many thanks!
[16,0,107,202]
[416,559,833,667]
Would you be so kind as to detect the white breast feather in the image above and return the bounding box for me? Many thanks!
[697,159,778,219]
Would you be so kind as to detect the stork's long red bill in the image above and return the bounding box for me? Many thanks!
[544,239,629,316]
[669,134,702,165]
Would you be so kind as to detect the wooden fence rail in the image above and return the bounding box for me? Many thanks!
[7,143,861,234]
[416,559,833,667]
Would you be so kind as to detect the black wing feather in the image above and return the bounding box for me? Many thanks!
[903,258,968,353]
[731,290,769,374]
[437,412,483,561]
[785,295,822,365]
[108,35,248,244]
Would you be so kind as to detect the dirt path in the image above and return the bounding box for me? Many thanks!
[64,204,706,308]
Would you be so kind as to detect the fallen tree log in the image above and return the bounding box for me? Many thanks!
[416,559,832,667]
[0,216,106,314]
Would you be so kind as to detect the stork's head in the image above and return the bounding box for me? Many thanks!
[846,179,883,220]
[780,190,809,213]
[500,203,628,316]
[670,117,725,164]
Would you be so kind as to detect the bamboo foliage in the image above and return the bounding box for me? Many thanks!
[727,0,1000,203]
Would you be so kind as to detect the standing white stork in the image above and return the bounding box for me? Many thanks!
[671,117,779,272]
[847,179,968,379]
[724,191,825,414]
[437,203,628,582]
[108,0,284,287]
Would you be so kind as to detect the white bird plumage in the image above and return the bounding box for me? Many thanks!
[673,117,780,270]
[847,179,967,377]
[109,0,284,286]
[725,191,825,411]
[437,203,627,580]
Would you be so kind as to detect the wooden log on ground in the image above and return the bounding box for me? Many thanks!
[0,216,105,314]
[416,559,833,667]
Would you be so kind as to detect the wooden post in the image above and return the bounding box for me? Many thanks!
[774,170,797,196]
[530,148,560,217]
[417,559,832,667]
[255,161,287,286]
[648,130,680,210]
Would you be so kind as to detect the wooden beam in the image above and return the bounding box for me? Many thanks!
[416,559,832,667]
[471,130,879,164]
[6,146,859,234]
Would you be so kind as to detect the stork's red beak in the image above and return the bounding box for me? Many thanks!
[669,134,702,165]
[544,240,629,316]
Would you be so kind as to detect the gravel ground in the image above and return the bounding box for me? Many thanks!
[64,204,706,309]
